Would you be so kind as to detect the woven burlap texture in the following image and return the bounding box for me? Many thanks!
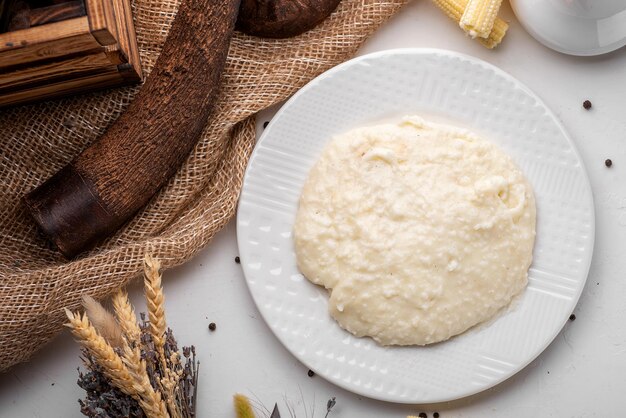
[0,0,408,371]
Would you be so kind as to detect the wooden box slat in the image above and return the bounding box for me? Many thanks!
[0,69,129,107]
[84,0,118,46]
[0,17,101,69]
[0,52,115,93]
[111,0,141,79]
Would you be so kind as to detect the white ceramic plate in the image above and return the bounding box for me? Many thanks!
[237,49,595,403]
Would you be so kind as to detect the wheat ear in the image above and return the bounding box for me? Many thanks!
[160,351,184,418]
[144,254,174,387]
[143,254,183,417]
[64,309,138,396]
[82,295,124,348]
[144,254,167,351]
[121,342,170,418]
[112,290,142,345]
[160,377,180,418]
[160,358,181,418]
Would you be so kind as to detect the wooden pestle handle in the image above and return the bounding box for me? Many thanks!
[25,0,241,258]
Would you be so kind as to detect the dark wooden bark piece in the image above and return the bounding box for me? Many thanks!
[25,0,241,258]
[236,0,341,38]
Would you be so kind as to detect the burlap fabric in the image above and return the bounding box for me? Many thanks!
[0,0,408,371]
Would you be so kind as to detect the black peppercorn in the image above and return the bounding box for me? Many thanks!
[569,314,576,321]
[583,100,592,110]
[208,322,216,331]
[235,256,240,264]
[605,159,613,168]
[307,369,315,377]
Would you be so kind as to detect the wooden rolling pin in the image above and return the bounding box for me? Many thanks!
[25,0,341,258]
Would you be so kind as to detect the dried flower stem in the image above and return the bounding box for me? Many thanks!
[325,397,336,418]
[112,290,142,345]
[82,295,124,348]
[234,394,256,418]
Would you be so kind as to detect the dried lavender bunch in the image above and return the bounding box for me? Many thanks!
[138,313,199,417]
[77,351,145,418]
[69,254,199,418]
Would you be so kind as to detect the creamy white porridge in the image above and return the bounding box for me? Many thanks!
[293,116,536,345]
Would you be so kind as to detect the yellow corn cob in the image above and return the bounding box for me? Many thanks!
[460,0,503,39]
[431,0,508,49]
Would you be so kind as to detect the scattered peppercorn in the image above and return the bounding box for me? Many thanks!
[263,121,269,129]
[208,322,216,331]
[605,159,613,167]
[434,413,440,418]
[583,100,592,110]
[307,369,315,377]
[569,314,576,321]
[419,413,427,418]
[51,383,55,386]
[235,256,240,264]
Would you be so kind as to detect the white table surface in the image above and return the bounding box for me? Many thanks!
[2,1,626,417]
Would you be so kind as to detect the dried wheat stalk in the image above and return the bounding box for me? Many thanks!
[143,253,180,417]
[144,254,167,352]
[160,352,184,418]
[65,309,138,396]
[121,341,170,418]
[112,290,142,345]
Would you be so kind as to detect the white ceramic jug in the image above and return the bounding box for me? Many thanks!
[510,0,626,55]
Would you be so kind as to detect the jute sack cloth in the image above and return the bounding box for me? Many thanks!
[0,0,408,371]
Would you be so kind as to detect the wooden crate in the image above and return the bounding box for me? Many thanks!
[0,0,142,107]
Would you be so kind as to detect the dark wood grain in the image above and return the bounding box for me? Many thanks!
[0,51,112,92]
[0,17,101,69]
[25,0,241,257]
[236,0,341,38]
[0,65,128,107]
[29,1,85,27]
